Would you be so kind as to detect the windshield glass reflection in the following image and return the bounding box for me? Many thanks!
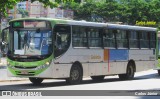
[12,30,52,56]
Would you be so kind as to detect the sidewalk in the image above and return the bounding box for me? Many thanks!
[0,57,28,82]
[0,57,7,67]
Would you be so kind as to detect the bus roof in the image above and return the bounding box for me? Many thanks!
[107,24,156,31]
[10,17,157,31]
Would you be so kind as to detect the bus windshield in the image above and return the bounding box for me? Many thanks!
[10,29,52,56]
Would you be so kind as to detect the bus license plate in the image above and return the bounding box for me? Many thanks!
[21,71,28,74]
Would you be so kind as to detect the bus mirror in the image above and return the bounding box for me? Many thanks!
[1,27,9,55]
[1,41,7,55]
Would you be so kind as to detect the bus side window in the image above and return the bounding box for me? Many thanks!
[129,31,139,48]
[139,31,149,48]
[103,29,116,48]
[72,26,88,47]
[150,32,156,48]
[116,30,128,48]
[88,27,102,47]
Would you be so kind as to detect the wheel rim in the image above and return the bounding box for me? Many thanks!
[71,68,79,80]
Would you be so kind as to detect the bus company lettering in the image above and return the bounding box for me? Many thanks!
[136,21,156,26]
[91,55,101,59]
[11,91,42,96]
[135,92,158,96]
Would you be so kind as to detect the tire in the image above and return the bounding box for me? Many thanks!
[158,70,160,76]
[91,76,105,81]
[118,63,135,80]
[66,64,83,85]
[29,78,43,85]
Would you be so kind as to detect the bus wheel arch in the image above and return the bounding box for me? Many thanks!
[118,60,136,80]
[66,61,83,84]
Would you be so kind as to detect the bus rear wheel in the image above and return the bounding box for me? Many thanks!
[118,63,135,80]
[91,76,105,81]
[158,70,160,76]
[66,64,83,85]
[29,77,43,85]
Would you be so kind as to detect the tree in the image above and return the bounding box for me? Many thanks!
[95,1,121,22]
[17,8,29,18]
[0,0,61,18]
[0,0,75,31]
[1,0,160,26]
[62,0,160,27]
[63,0,122,22]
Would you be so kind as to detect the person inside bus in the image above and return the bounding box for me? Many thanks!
[55,32,62,50]
[23,32,30,49]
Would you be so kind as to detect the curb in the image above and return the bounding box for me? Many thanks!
[0,66,7,69]
[0,79,28,82]
[0,78,29,82]
[0,65,28,82]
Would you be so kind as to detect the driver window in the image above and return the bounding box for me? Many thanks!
[54,25,71,57]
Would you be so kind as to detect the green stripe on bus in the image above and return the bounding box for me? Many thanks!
[7,54,54,76]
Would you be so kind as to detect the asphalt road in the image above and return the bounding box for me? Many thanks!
[0,69,160,99]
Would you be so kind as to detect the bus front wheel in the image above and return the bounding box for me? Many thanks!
[29,77,43,85]
[66,64,83,85]
[158,70,160,76]
[118,63,135,80]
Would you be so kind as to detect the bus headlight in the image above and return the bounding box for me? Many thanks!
[35,62,50,70]
[7,62,14,69]
[8,64,15,69]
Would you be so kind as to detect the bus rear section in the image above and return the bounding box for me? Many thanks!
[52,24,157,84]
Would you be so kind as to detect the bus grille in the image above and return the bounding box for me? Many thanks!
[15,71,35,76]
[14,66,37,69]
[17,74,35,76]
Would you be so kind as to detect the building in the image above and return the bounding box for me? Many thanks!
[29,1,73,19]
[17,1,28,10]
[4,0,73,30]
[12,0,73,19]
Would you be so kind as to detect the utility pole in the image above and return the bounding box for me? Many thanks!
[14,5,17,19]
[0,13,1,31]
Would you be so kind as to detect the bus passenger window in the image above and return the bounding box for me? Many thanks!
[116,30,128,48]
[103,29,115,48]
[129,31,139,48]
[88,27,102,47]
[72,26,87,47]
[150,32,156,48]
[139,31,149,48]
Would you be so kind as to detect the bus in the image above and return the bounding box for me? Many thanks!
[1,18,157,85]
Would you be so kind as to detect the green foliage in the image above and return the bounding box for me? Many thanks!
[62,0,160,27]
[0,0,17,17]
[0,0,160,27]
[0,0,61,17]
[17,8,29,18]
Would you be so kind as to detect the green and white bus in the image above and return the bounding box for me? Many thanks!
[1,18,158,85]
